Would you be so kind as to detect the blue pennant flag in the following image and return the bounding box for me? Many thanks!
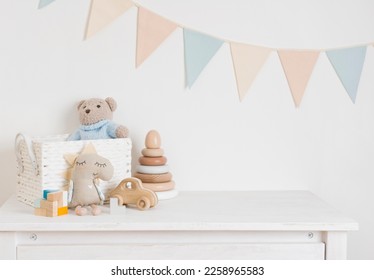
[326,46,367,103]
[38,0,56,9]
[183,29,224,88]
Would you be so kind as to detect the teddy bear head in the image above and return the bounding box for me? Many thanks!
[77,97,117,126]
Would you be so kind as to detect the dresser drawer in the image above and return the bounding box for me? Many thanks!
[17,243,325,260]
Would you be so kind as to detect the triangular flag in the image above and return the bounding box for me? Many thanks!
[85,0,133,39]
[183,29,224,88]
[230,43,271,102]
[326,46,367,103]
[136,7,178,67]
[278,50,320,107]
[38,0,56,9]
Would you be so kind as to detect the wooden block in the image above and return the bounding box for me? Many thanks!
[43,189,59,199]
[34,198,43,208]
[47,191,63,207]
[134,172,172,183]
[58,206,68,216]
[62,191,68,207]
[40,200,58,217]
[110,198,127,215]
[46,190,68,207]
[139,156,167,166]
[34,208,47,217]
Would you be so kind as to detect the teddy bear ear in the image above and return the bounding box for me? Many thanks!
[105,97,117,112]
[77,100,85,110]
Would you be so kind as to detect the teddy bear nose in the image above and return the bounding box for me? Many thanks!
[85,109,91,114]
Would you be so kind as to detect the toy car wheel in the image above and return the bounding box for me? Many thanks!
[112,194,123,206]
[137,196,150,210]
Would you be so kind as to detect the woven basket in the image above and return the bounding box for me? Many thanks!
[15,133,132,206]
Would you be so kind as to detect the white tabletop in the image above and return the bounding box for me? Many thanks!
[0,191,358,232]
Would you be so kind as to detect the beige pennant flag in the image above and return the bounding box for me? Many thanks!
[136,7,178,67]
[230,43,271,102]
[85,0,133,39]
[278,50,320,107]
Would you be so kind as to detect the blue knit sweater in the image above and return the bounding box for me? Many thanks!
[67,120,118,141]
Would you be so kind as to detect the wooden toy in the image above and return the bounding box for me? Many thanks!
[47,192,63,207]
[134,172,172,183]
[40,200,58,217]
[58,207,68,216]
[34,191,69,217]
[136,164,170,174]
[134,129,177,200]
[34,198,42,208]
[141,148,164,157]
[110,197,127,215]
[142,181,175,192]
[145,130,161,149]
[43,189,59,200]
[110,177,158,210]
[139,156,167,166]
[34,208,47,216]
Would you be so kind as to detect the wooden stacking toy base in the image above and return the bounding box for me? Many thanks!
[155,189,179,200]
[142,181,175,192]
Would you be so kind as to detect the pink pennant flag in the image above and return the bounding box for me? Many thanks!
[85,0,133,39]
[230,43,271,102]
[278,50,320,107]
[136,7,178,67]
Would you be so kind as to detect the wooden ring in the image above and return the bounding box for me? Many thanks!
[134,172,172,183]
[139,156,167,166]
[136,164,170,174]
[141,148,164,157]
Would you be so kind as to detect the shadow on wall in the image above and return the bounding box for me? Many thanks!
[0,148,17,206]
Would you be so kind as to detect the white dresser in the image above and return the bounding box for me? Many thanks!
[0,191,358,260]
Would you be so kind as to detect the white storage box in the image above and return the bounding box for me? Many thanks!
[15,134,132,206]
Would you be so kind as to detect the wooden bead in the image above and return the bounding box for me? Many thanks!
[139,156,167,166]
[136,164,170,174]
[142,181,175,192]
[134,172,172,183]
[142,148,164,157]
[145,130,161,149]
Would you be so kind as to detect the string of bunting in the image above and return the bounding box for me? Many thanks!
[39,0,374,106]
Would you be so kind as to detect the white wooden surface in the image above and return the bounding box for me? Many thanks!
[0,191,358,260]
[16,243,325,260]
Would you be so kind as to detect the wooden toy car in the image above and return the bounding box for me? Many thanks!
[110,177,158,210]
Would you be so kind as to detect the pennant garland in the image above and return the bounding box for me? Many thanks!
[326,47,367,103]
[278,50,320,107]
[38,0,56,9]
[136,7,178,68]
[39,0,373,106]
[230,43,271,101]
[85,0,133,39]
[183,29,224,88]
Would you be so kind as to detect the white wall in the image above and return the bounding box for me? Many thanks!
[0,0,373,259]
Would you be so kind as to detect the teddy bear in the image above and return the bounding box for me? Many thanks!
[67,97,129,141]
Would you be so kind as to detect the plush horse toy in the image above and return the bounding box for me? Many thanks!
[66,143,113,216]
